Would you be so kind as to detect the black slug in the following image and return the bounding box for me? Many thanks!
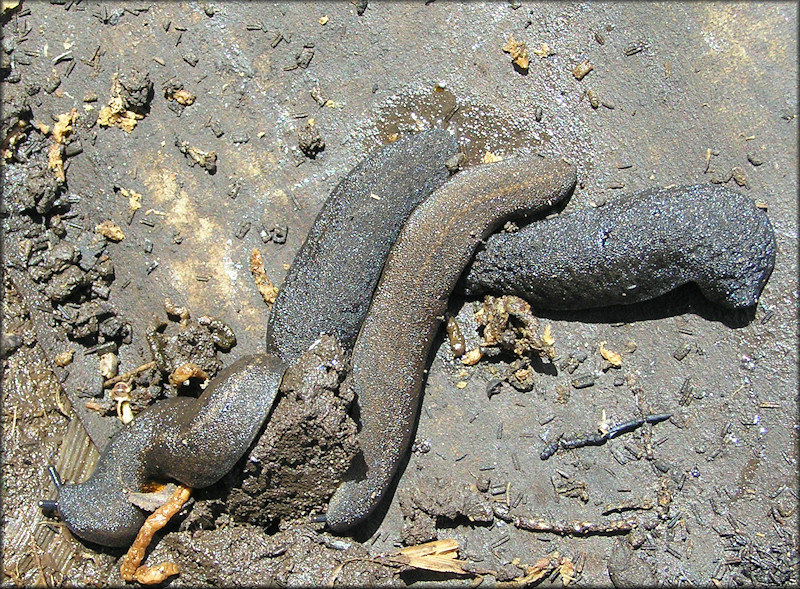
[266,129,459,360]
[48,130,458,547]
[54,355,285,547]
[461,184,776,309]
[325,155,578,532]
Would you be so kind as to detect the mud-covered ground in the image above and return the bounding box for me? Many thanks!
[2,1,798,587]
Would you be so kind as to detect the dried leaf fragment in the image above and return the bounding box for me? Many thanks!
[47,109,78,182]
[461,348,483,366]
[502,34,530,70]
[599,341,622,367]
[532,43,554,57]
[381,539,490,575]
[166,88,196,106]
[249,249,279,308]
[2,0,21,14]
[95,220,125,242]
[52,109,78,143]
[98,73,147,133]
[54,349,75,367]
[119,187,143,212]
[482,151,503,164]
[133,562,180,585]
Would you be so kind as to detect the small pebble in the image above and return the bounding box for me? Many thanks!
[746,152,764,166]
[571,373,595,389]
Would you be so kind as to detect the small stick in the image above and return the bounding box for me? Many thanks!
[540,413,672,460]
[104,361,157,388]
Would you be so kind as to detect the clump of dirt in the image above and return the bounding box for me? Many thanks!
[146,523,390,587]
[398,478,494,545]
[224,335,358,527]
[469,294,556,391]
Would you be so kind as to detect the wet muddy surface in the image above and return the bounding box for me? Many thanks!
[2,1,798,587]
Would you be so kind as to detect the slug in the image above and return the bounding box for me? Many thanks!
[461,184,776,309]
[325,155,578,532]
[47,130,458,547]
[52,355,285,547]
[266,129,459,360]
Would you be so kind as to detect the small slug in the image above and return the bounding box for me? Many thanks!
[266,128,458,361]
[325,155,577,532]
[54,354,285,547]
[461,184,776,309]
[47,130,457,547]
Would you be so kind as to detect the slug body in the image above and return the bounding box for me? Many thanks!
[325,155,577,531]
[53,130,457,547]
[56,355,285,547]
[266,129,458,360]
[462,184,776,309]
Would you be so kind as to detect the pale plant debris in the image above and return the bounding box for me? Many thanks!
[250,248,279,308]
[599,340,622,367]
[95,220,125,242]
[98,74,144,133]
[572,60,593,80]
[47,109,78,182]
[502,34,530,70]
[120,484,191,583]
[168,362,208,387]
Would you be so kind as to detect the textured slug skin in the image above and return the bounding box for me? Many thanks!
[55,354,285,547]
[53,130,457,548]
[325,155,577,532]
[461,184,776,310]
[266,128,458,361]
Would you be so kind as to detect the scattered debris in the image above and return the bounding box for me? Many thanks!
[376,539,491,576]
[297,118,325,158]
[164,81,196,107]
[175,137,217,173]
[249,249,279,308]
[493,502,642,536]
[168,362,208,387]
[599,341,622,368]
[54,349,74,367]
[502,34,530,71]
[445,316,466,358]
[586,88,600,109]
[47,109,78,183]
[98,70,153,133]
[95,220,125,242]
[472,295,555,391]
[572,60,593,80]
[623,39,648,56]
[399,478,493,545]
[532,43,554,57]
[482,151,503,164]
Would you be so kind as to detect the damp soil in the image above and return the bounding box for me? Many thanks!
[2,2,798,587]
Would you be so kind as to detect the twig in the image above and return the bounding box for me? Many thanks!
[540,413,672,460]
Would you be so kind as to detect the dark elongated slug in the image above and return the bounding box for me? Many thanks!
[47,130,458,547]
[325,155,577,532]
[461,184,776,309]
[54,355,285,547]
[266,129,459,360]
